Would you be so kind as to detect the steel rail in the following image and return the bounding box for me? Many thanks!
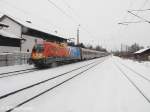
[0,69,38,79]
[119,62,150,83]
[114,62,150,103]
[0,68,36,76]
[0,59,104,100]
[5,60,104,112]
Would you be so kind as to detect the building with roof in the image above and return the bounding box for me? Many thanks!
[134,48,150,61]
[0,14,67,53]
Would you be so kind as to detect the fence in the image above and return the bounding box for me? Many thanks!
[0,52,31,67]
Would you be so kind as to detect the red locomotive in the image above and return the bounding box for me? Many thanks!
[32,41,70,67]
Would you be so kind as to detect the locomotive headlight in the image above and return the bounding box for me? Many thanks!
[38,53,42,58]
[32,53,44,59]
[37,53,44,59]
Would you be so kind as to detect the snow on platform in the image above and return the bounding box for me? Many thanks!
[9,57,150,112]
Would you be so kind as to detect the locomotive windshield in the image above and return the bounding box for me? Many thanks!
[33,44,44,53]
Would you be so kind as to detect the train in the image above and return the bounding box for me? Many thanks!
[31,41,108,68]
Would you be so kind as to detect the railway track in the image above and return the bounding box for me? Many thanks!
[119,62,150,83]
[0,68,38,79]
[0,60,97,100]
[0,58,105,79]
[0,58,106,112]
[114,61,150,103]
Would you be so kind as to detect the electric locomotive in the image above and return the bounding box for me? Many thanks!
[31,40,108,68]
[31,41,81,67]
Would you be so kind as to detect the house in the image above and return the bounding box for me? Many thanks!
[0,21,21,52]
[0,14,67,53]
[134,48,150,61]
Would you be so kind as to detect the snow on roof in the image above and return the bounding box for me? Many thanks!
[1,14,66,40]
[134,48,150,54]
[0,30,21,39]
[0,13,4,18]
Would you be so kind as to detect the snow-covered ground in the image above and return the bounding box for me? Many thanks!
[141,61,150,68]
[121,58,150,69]
[0,56,150,112]
[0,64,34,74]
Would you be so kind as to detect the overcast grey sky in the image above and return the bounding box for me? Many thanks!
[0,0,150,51]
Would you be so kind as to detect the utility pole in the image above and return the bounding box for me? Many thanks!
[121,44,123,52]
[77,24,80,45]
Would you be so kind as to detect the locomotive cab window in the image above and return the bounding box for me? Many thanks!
[33,44,44,53]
